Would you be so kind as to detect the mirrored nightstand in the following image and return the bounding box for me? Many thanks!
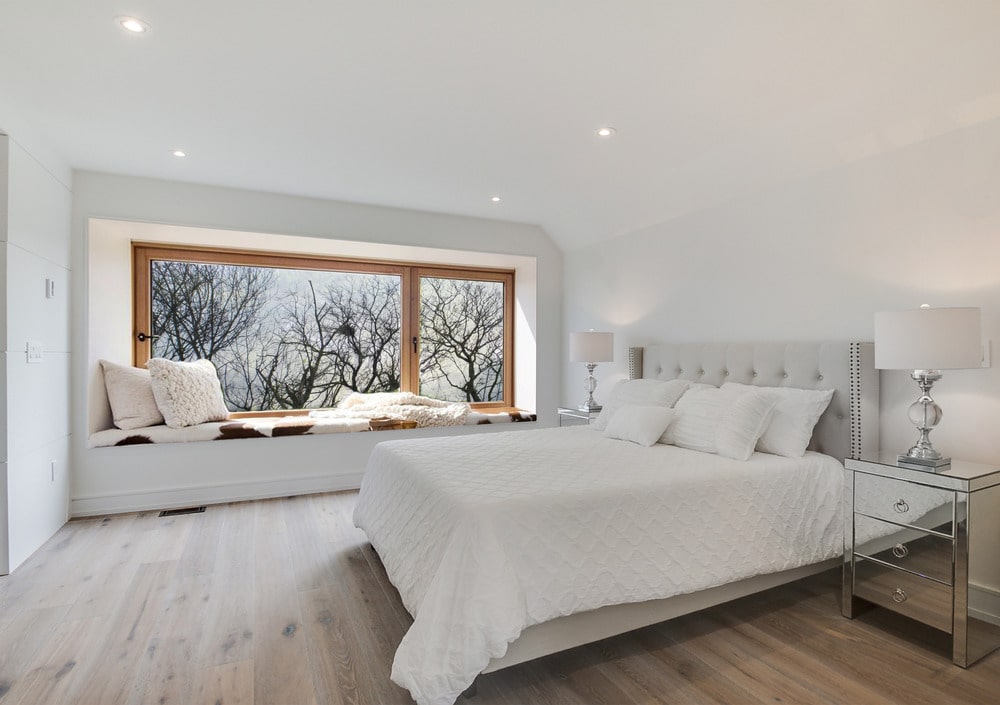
[557,407,600,427]
[843,452,1000,667]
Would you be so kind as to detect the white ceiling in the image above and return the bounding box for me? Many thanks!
[2,1,1000,251]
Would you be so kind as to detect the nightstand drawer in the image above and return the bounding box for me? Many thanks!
[854,514,953,585]
[854,557,953,633]
[854,472,955,535]
[557,407,599,427]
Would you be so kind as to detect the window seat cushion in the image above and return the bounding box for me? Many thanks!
[89,410,536,448]
[91,415,383,447]
[466,410,537,425]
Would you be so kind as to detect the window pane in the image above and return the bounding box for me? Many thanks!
[418,277,505,402]
[150,260,401,411]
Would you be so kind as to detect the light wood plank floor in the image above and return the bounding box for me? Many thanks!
[1,491,998,705]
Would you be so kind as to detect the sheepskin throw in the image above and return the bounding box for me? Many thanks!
[311,391,471,427]
[146,358,231,428]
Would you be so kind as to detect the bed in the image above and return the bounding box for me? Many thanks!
[353,341,879,705]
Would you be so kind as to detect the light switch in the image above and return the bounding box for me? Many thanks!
[26,341,43,364]
[45,278,55,298]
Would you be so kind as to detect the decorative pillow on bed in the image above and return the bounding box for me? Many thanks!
[685,382,718,393]
[99,359,165,430]
[146,358,230,429]
[592,379,689,431]
[603,405,677,447]
[722,382,835,457]
[664,386,778,460]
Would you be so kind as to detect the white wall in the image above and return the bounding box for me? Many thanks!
[564,117,1000,466]
[72,172,563,516]
[0,130,73,573]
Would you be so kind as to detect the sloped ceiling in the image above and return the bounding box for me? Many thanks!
[2,1,999,250]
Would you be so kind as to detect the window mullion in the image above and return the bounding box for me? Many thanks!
[401,266,419,394]
[133,247,153,366]
[504,272,514,408]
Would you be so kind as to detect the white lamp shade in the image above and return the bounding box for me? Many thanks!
[569,331,614,363]
[874,307,981,370]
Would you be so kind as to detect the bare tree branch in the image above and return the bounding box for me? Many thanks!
[419,277,504,402]
[150,262,503,410]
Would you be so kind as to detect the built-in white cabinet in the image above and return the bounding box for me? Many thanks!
[0,131,72,575]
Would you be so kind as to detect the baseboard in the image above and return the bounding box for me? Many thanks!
[70,471,364,517]
[970,584,1000,625]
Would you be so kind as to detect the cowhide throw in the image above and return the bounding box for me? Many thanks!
[88,409,535,448]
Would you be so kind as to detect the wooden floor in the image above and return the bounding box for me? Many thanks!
[1,492,998,705]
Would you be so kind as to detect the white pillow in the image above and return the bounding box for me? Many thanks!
[592,379,690,431]
[664,386,778,460]
[684,383,718,393]
[603,406,677,447]
[146,358,230,429]
[100,359,165,430]
[722,382,835,457]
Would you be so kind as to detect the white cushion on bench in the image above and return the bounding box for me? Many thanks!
[147,358,231,428]
[100,360,165,430]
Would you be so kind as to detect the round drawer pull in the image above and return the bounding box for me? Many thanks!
[891,588,908,603]
[891,543,909,559]
[893,499,910,513]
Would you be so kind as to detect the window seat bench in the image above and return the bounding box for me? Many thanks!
[89,410,537,448]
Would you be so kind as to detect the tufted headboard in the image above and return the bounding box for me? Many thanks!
[628,341,878,463]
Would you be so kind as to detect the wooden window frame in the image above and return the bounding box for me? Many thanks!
[132,243,515,415]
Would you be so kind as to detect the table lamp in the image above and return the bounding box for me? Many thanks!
[569,330,614,412]
[874,306,981,467]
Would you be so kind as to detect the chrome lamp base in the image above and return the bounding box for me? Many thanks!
[898,370,951,469]
[897,453,952,468]
[579,362,603,412]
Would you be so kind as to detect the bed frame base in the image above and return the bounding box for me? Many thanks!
[482,558,838,673]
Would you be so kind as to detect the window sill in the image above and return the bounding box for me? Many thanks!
[227,405,526,420]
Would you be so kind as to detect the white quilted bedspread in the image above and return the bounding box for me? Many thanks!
[354,426,851,705]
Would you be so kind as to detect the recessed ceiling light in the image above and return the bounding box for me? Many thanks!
[595,127,616,138]
[171,150,186,158]
[490,196,501,203]
[117,16,149,33]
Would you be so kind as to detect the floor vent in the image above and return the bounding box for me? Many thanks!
[158,505,207,517]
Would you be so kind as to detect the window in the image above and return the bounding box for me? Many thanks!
[133,244,514,414]
[418,273,507,402]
